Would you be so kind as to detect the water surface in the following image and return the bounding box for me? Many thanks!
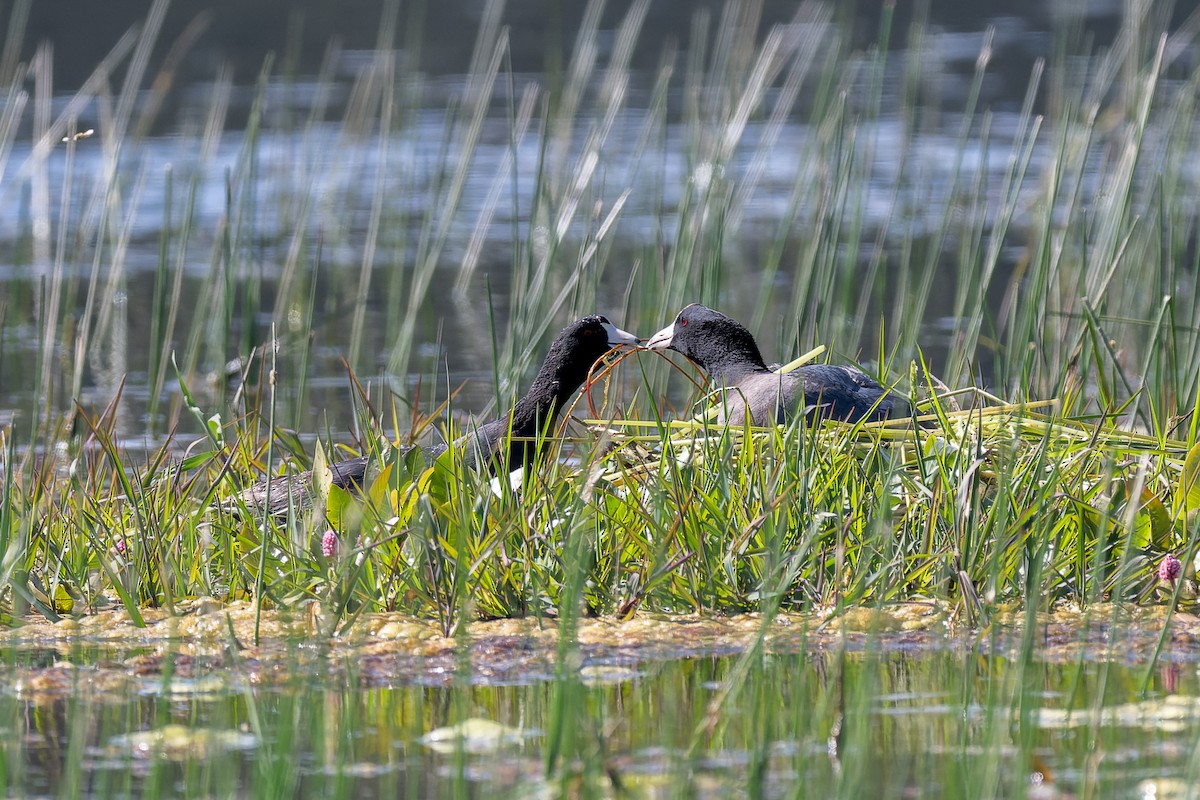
[2,606,1198,797]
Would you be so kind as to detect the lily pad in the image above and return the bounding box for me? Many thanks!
[108,725,257,760]
[422,718,525,754]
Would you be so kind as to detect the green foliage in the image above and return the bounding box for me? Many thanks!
[5,365,1195,631]
[7,3,1200,797]
[1,0,1199,632]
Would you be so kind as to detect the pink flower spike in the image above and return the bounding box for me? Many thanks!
[321,529,338,558]
[1159,553,1183,584]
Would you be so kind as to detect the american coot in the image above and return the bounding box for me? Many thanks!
[231,315,640,517]
[645,304,894,425]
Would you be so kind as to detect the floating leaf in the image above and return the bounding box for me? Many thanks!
[422,718,524,754]
[109,725,257,760]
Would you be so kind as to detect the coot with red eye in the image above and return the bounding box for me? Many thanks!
[229,315,641,517]
[645,304,895,425]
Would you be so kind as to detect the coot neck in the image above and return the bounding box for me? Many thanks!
[507,377,568,436]
[700,337,772,386]
[507,346,589,436]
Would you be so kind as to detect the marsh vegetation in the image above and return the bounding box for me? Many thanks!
[3,0,1200,795]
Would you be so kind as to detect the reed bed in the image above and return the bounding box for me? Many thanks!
[5,345,1199,637]
[2,0,1200,631]
[6,3,1200,796]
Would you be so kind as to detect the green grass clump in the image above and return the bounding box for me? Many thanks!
[7,351,1200,637]
[3,0,1200,634]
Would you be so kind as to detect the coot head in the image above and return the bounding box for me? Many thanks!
[646,304,896,425]
[645,304,769,380]
[525,315,641,407]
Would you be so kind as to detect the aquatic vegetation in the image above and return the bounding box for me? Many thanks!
[5,344,1197,637]
[0,0,1199,630]
[5,0,1200,796]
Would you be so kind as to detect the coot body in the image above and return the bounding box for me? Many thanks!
[231,315,640,517]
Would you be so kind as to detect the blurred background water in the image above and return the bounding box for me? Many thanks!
[1,0,1195,447]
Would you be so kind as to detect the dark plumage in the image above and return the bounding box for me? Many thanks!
[645,304,894,426]
[229,315,640,517]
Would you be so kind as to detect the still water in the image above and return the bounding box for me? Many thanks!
[2,1,1191,445]
[4,5,1200,795]
[3,608,1199,797]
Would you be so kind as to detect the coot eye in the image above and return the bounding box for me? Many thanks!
[679,318,688,327]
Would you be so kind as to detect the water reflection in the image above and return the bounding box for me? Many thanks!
[3,622,1199,797]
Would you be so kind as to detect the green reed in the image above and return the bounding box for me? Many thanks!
[1,0,1200,648]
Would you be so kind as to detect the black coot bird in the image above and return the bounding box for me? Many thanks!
[645,304,894,425]
[231,315,640,517]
